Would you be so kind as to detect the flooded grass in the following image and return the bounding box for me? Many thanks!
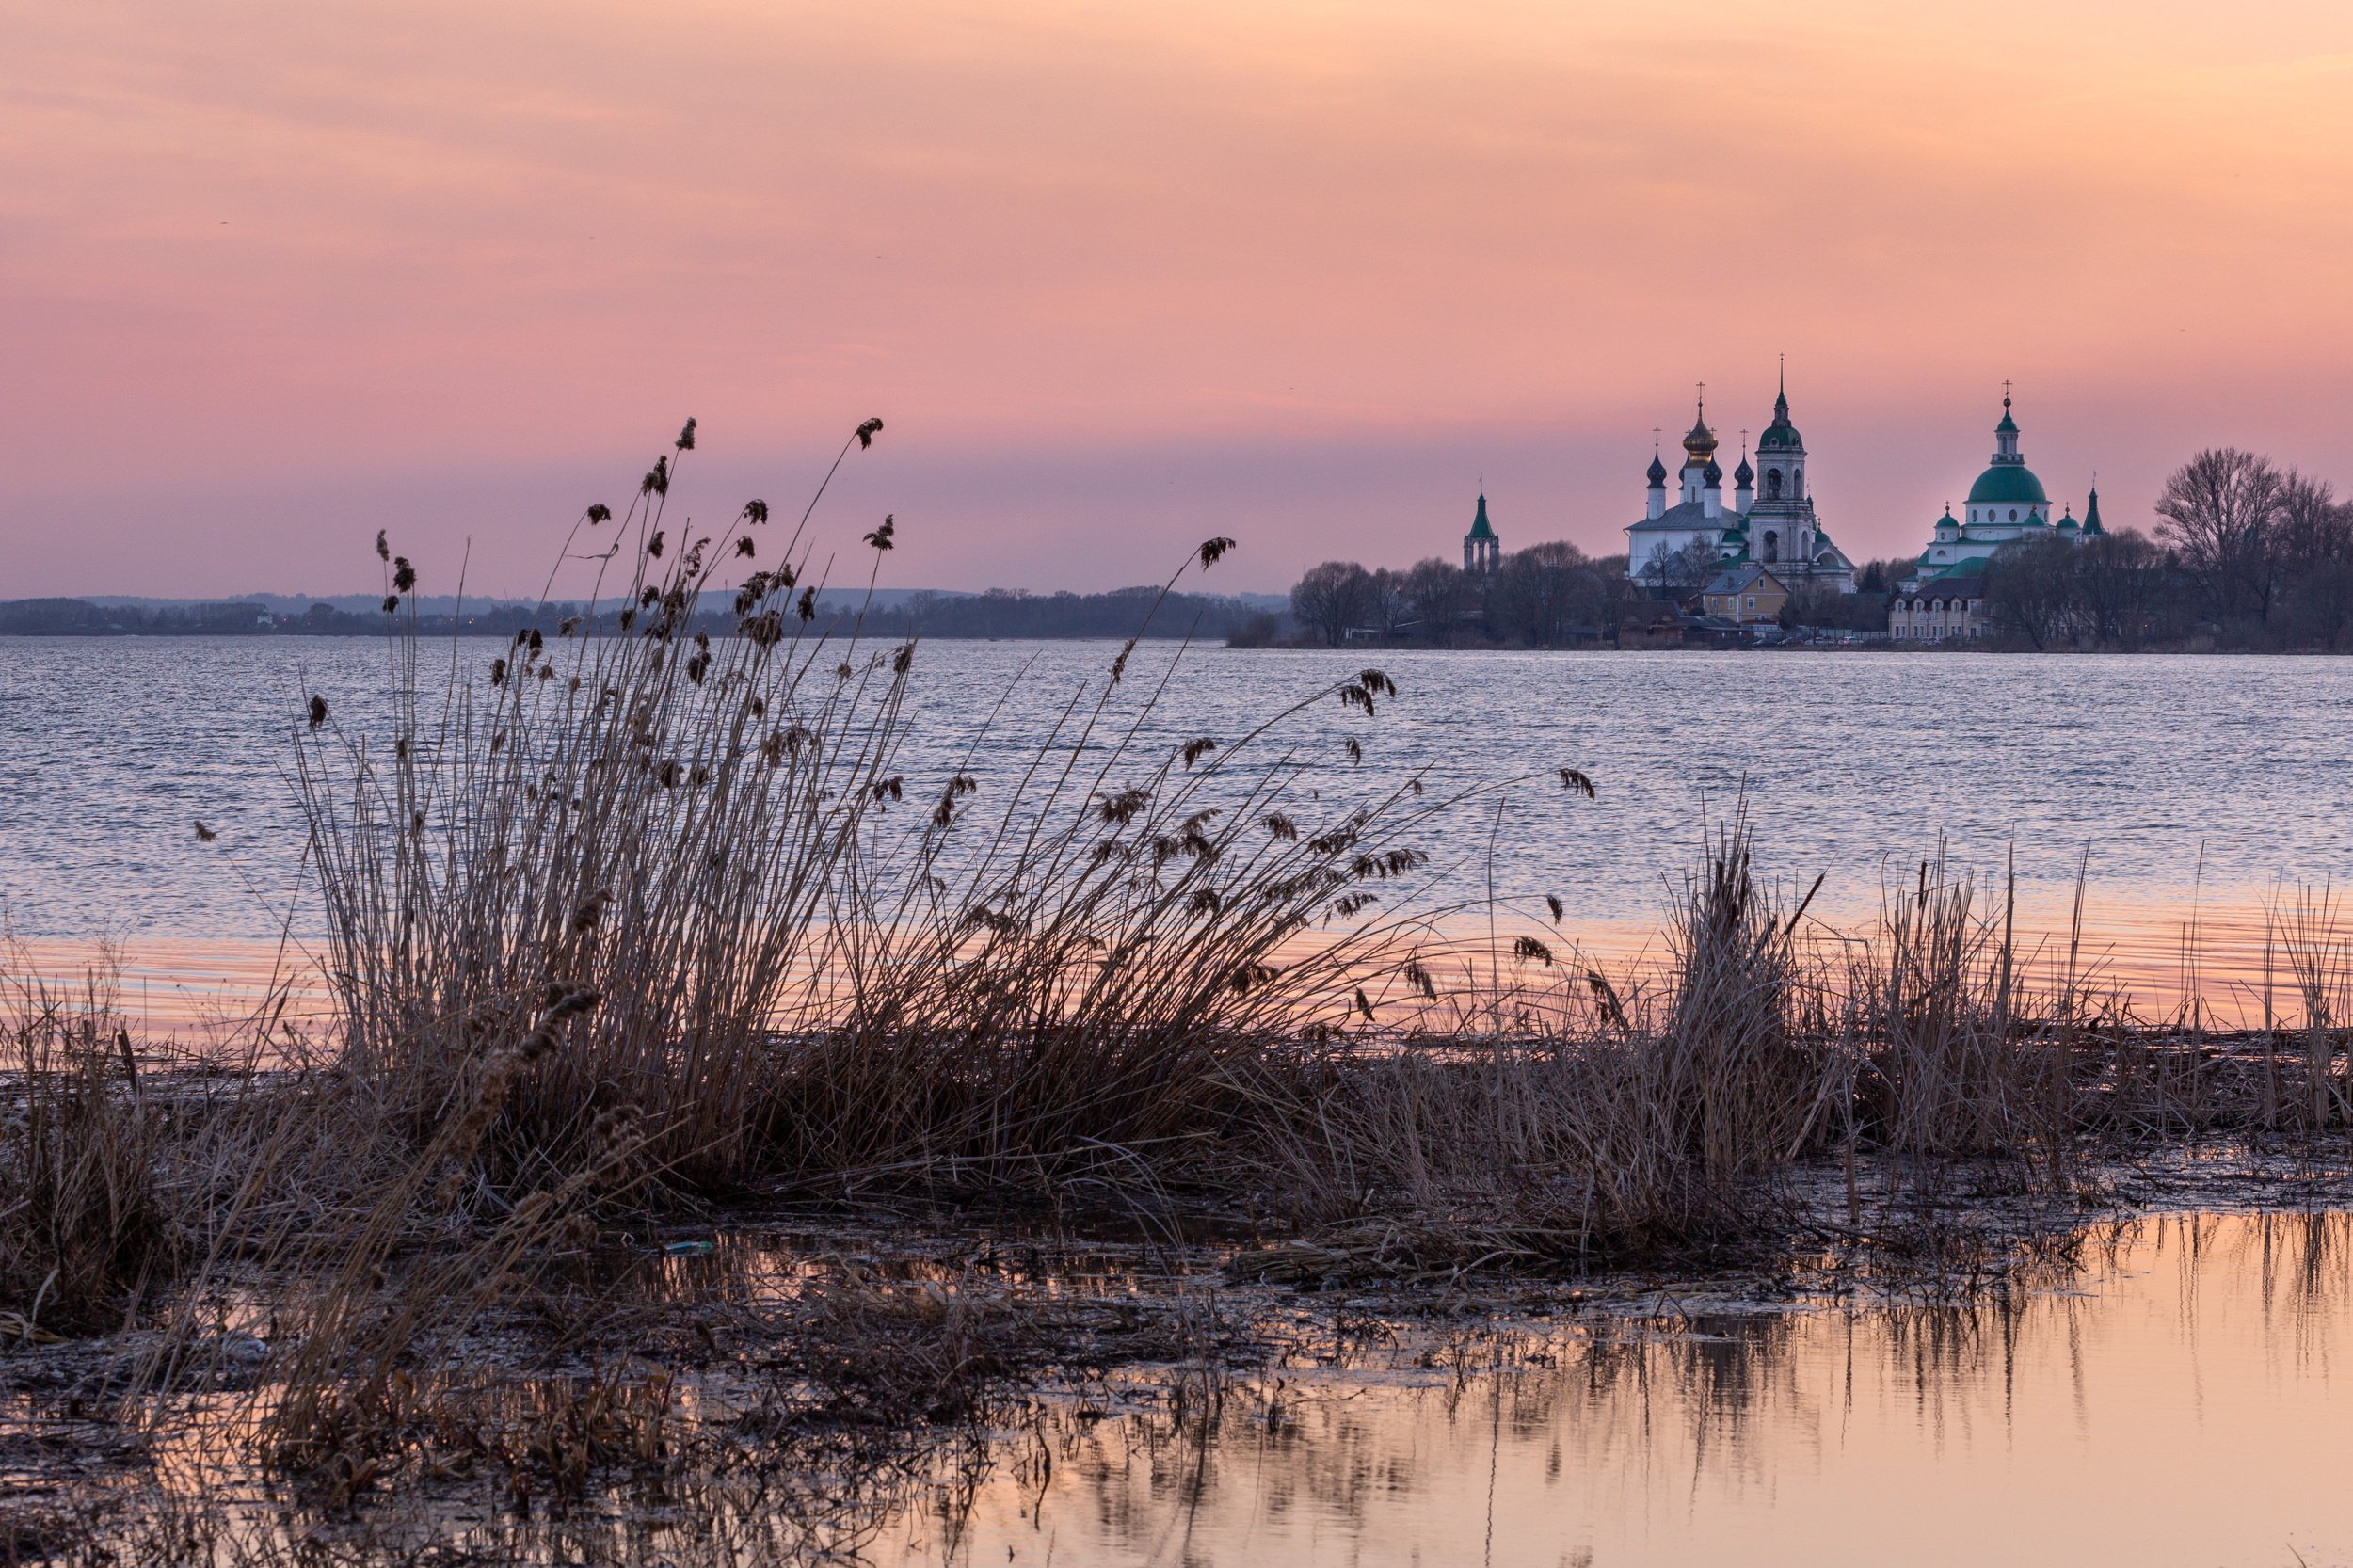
[9,424,2353,1561]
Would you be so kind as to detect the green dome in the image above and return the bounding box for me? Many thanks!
[1965,464,2049,505]
[1757,381,1801,451]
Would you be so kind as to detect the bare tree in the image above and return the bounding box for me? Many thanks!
[1365,567,1412,640]
[1402,557,1476,645]
[2275,471,2350,575]
[1289,560,1374,647]
[1634,538,1717,598]
[2155,448,2284,625]
[1985,534,2082,649]
[1851,556,1913,594]
[1622,538,1716,604]
[1492,540,1598,646]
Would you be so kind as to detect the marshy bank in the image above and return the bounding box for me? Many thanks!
[8,424,2353,1562]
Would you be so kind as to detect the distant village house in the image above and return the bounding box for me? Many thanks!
[1699,563,1788,625]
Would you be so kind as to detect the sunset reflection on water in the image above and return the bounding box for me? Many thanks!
[883,1212,2353,1568]
[10,638,2353,1034]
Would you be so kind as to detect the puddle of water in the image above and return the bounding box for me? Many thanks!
[23,1213,2352,1565]
[873,1212,2353,1568]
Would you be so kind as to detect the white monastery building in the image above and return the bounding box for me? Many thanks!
[1889,394,2105,643]
[1623,376,1856,595]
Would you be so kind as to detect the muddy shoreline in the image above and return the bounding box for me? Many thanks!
[7,1141,2350,1565]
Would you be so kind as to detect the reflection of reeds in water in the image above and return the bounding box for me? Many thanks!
[958,1211,2353,1568]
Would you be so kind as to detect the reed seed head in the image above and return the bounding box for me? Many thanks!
[856,416,883,449]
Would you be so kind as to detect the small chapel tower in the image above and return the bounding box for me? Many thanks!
[1464,489,1500,574]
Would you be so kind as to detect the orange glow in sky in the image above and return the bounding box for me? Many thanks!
[6,0,2353,596]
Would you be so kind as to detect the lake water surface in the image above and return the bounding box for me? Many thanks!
[5,637,2349,1016]
[883,1212,2353,1568]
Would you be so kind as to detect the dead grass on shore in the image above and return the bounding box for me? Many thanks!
[8,421,2353,1551]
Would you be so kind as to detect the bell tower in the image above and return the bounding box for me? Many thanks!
[1463,488,1500,574]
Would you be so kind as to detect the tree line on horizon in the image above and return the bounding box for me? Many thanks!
[1285,543,1888,648]
[0,585,1277,644]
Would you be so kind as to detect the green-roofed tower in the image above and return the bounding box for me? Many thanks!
[1463,489,1500,575]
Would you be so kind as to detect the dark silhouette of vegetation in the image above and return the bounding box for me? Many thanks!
[1,589,1285,643]
[837,586,1271,641]
[1288,544,1668,648]
[0,598,564,638]
[1971,448,2353,650]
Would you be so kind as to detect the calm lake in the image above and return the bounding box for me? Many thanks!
[878,1211,2353,1568]
[5,637,2349,1017]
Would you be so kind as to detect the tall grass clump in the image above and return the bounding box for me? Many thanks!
[1253,823,1849,1261]
[290,421,1509,1212]
[2265,884,2353,1131]
[0,953,172,1336]
[295,419,923,1195]
[1850,854,2075,1169]
[762,660,1467,1188]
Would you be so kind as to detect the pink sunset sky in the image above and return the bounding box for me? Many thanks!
[7,0,2353,599]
